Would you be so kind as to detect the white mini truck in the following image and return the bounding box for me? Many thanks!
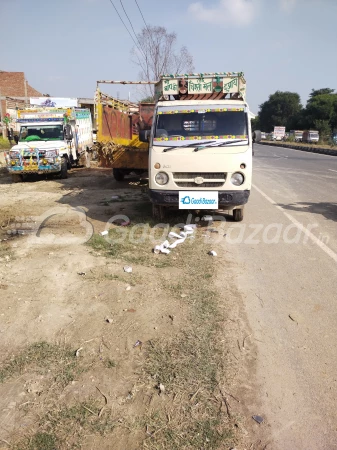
[6,107,93,182]
[140,72,260,221]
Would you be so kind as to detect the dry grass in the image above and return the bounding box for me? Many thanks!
[133,240,242,449]
[4,212,244,449]
[0,342,88,389]
[14,400,117,450]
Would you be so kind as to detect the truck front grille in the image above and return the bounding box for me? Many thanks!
[172,172,226,188]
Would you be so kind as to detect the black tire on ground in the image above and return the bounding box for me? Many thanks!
[113,168,125,182]
[233,208,244,222]
[67,157,72,170]
[11,174,22,183]
[60,157,68,179]
[152,204,166,221]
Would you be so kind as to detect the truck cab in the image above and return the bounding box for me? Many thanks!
[6,107,92,182]
[141,72,259,221]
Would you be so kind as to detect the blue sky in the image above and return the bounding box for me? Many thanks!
[2,0,337,113]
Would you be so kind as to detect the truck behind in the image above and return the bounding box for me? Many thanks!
[5,105,93,182]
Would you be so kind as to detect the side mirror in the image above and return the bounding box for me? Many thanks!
[253,130,262,143]
[64,124,73,140]
[139,130,150,142]
[14,135,19,144]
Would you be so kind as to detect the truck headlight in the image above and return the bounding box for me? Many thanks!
[230,172,244,186]
[155,172,169,185]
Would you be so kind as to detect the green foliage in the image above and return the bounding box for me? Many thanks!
[258,91,302,132]
[140,96,155,103]
[251,116,260,131]
[305,93,337,129]
[256,88,337,136]
[313,120,331,141]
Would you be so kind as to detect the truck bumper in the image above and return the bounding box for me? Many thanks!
[8,166,61,175]
[149,189,250,209]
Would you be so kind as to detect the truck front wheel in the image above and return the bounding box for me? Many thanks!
[60,157,68,179]
[152,204,166,220]
[11,174,22,183]
[113,169,124,182]
[233,208,243,222]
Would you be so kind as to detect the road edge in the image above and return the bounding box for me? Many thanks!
[258,141,337,157]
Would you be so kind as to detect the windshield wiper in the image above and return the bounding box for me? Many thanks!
[162,140,216,152]
[193,139,248,152]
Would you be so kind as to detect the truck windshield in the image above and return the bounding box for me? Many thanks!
[154,105,248,146]
[19,125,64,142]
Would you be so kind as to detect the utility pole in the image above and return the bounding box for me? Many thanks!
[0,87,3,137]
[24,78,28,105]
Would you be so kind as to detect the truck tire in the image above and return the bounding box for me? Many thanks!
[233,208,243,222]
[11,174,22,183]
[113,168,124,182]
[67,157,72,170]
[152,204,166,220]
[60,157,68,179]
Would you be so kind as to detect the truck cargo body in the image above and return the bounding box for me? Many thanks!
[95,90,154,178]
[302,130,319,143]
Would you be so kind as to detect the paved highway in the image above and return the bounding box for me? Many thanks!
[224,144,337,449]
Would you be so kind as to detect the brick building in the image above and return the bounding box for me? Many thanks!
[0,71,42,133]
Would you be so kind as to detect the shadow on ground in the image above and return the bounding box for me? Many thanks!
[278,201,337,222]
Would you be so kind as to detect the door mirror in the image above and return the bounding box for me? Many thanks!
[139,130,150,142]
[253,130,261,143]
[64,124,73,140]
[14,135,19,144]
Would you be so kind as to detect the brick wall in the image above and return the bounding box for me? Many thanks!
[0,71,42,97]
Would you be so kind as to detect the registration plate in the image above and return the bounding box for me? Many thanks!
[179,191,218,209]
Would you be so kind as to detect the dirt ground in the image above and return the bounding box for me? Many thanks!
[0,157,269,449]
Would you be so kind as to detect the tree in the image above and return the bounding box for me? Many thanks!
[308,88,335,102]
[251,116,260,131]
[304,91,337,131]
[131,26,194,98]
[258,91,302,132]
[313,120,331,141]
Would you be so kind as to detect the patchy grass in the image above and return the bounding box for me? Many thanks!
[131,240,241,449]
[0,240,14,260]
[103,358,116,368]
[0,341,82,387]
[0,138,11,150]
[25,432,58,450]
[14,400,117,449]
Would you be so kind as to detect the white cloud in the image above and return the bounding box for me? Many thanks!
[188,0,257,26]
[279,0,297,12]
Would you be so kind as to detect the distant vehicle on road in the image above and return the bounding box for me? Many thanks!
[290,130,303,142]
[302,130,319,143]
[261,132,266,139]
[274,126,286,141]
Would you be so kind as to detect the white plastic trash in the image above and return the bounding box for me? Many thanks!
[202,215,213,221]
[124,266,133,273]
[168,231,182,239]
[153,245,162,254]
[168,238,185,249]
[184,225,194,235]
[208,250,217,256]
[100,230,108,236]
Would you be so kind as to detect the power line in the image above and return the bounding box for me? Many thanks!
[119,0,143,52]
[107,0,146,60]
[134,0,151,33]
[134,0,158,67]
